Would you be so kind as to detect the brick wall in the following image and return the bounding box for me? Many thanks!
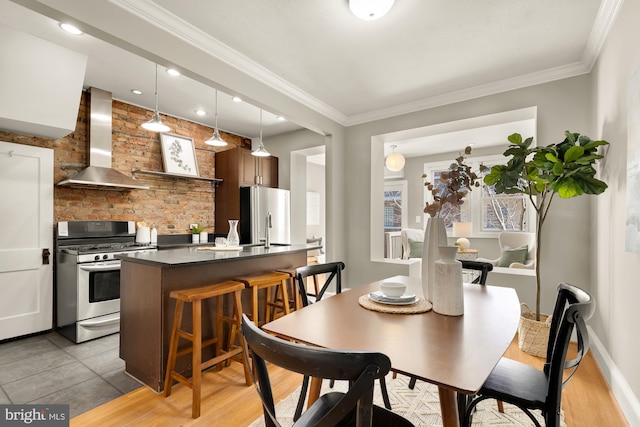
[0,90,250,234]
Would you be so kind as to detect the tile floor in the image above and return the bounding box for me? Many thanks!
[0,332,142,418]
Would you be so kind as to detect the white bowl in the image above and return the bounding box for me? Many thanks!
[380,281,407,298]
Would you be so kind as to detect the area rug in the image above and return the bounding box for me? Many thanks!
[248,374,565,426]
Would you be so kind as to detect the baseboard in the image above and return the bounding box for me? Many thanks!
[588,326,640,426]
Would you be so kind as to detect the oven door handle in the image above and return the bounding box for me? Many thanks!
[79,261,121,272]
[79,316,120,328]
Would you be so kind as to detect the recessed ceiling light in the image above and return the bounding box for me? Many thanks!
[195,109,207,116]
[166,68,181,77]
[277,116,285,121]
[232,96,242,103]
[131,89,143,95]
[59,23,83,35]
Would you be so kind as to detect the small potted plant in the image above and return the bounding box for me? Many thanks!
[190,225,204,244]
[483,131,608,355]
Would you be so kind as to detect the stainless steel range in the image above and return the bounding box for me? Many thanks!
[55,220,157,343]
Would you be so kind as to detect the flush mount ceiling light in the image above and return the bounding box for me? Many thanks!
[232,96,242,103]
[348,0,394,21]
[166,68,181,77]
[205,89,228,147]
[131,89,143,95]
[141,64,170,133]
[385,145,405,171]
[251,109,271,157]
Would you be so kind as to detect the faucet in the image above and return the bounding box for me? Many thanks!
[265,212,272,248]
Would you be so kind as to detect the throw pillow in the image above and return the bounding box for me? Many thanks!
[408,238,423,259]
[497,245,528,267]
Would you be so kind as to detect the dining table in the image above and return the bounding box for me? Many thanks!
[262,275,520,427]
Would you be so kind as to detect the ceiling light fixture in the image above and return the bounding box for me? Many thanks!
[251,109,270,157]
[131,89,143,95]
[232,96,242,103]
[195,109,207,116]
[166,68,181,77]
[385,145,405,171]
[204,89,228,147]
[348,0,394,21]
[59,23,83,35]
[141,64,170,133]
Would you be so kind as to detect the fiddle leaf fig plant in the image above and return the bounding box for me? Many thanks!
[484,131,609,321]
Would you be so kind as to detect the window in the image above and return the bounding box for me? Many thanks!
[424,156,531,235]
[384,181,407,231]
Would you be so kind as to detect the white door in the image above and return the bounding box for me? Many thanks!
[0,141,53,340]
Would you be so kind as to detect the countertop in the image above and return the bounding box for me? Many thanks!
[116,243,320,267]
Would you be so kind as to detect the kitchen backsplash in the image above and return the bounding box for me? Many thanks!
[0,90,251,234]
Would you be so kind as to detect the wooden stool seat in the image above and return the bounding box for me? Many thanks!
[164,280,252,419]
[274,268,304,311]
[234,271,292,327]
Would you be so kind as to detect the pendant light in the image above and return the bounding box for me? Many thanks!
[251,109,270,157]
[204,89,228,146]
[141,64,170,133]
[385,145,405,171]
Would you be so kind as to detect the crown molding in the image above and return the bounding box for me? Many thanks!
[345,62,591,126]
[110,0,349,125]
[112,0,619,129]
[580,0,624,71]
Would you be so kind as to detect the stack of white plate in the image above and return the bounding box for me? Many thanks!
[368,291,417,305]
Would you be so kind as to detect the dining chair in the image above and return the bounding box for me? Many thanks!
[462,282,594,427]
[293,262,392,420]
[241,314,414,427]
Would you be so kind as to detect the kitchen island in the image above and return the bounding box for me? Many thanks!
[116,244,314,392]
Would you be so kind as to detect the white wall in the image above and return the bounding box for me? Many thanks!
[592,0,640,424]
[344,76,593,319]
[306,161,326,240]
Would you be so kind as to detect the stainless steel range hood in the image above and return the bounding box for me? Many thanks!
[57,87,149,190]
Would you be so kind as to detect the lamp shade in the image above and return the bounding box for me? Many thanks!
[385,144,405,171]
[452,222,472,237]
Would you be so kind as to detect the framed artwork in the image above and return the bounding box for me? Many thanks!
[160,133,199,177]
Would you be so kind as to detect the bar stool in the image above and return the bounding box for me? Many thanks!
[274,268,304,311]
[234,271,291,327]
[164,280,252,419]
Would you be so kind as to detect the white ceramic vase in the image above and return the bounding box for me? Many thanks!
[192,234,200,244]
[433,245,464,316]
[421,216,448,302]
[199,231,208,243]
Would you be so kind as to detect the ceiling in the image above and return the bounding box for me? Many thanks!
[2,0,618,146]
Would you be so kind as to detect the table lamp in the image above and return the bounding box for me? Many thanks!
[452,222,472,250]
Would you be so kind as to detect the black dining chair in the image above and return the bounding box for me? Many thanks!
[462,282,595,426]
[459,260,493,285]
[241,314,414,427]
[293,262,392,420]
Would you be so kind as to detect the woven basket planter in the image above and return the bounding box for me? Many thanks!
[517,303,552,358]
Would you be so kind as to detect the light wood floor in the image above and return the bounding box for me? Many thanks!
[71,338,628,427]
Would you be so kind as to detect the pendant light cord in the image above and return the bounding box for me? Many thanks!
[154,64,159,113]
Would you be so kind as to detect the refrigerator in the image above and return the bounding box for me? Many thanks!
[239,186,291,245]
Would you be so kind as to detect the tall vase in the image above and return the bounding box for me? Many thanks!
[227,219,240,247]
[421,217,448,302]
[433,245,464,316]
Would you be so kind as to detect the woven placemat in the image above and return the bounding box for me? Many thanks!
[358,294,432,314]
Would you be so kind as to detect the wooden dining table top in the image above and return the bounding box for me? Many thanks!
[262,275,520,396]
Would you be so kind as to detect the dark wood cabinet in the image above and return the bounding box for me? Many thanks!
[214,147,278,234]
